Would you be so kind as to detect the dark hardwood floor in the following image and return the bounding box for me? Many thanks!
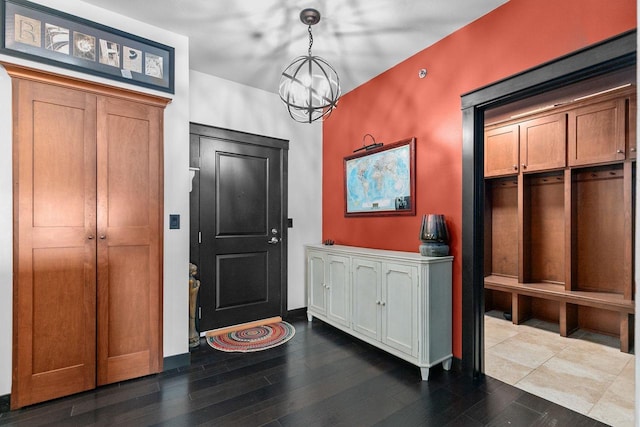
[0,313,606,426]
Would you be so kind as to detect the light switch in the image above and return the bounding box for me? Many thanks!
[169,214,180,229]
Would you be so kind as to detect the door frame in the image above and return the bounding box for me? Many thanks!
[460,30,636,377]
[189,123,289,320]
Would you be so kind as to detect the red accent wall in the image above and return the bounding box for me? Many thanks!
[322,0,636,358]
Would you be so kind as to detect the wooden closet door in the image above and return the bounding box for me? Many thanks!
[12,79,97,408]
[96,96,163,385]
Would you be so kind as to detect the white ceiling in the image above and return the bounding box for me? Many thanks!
[80,0,508,94]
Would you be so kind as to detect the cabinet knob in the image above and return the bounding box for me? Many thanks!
[376,301,380,305]
[512,165,518,170]
[521,163,527,169]
[616,149,624,154]
[87,235,95,240]
[99,235,106,240]
[631,147,637,153]
[381,301,386,306]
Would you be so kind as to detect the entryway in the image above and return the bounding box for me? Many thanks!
[189,124,288,331]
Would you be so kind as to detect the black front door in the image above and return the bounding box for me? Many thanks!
[190,124,288,331]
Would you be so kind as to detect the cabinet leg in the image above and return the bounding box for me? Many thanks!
[620,313,633,353]
[442,358,452,371]
[512,293,531,324]
[560,303,578,337]
[420,367,430,381]
[307,312,313,322]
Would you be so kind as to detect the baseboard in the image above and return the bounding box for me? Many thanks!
[285,307,307,320]
[163,352,191,371]
[0,393,10,414]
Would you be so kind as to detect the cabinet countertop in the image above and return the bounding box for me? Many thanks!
[305,244,453,264]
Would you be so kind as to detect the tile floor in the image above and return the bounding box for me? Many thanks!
[484,310,635,426]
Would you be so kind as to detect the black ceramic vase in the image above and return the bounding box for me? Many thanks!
[419,214,449,256]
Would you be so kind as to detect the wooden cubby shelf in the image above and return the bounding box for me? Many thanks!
[484,85,636,353]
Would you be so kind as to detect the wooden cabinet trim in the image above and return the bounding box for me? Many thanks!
[2,62,171,107]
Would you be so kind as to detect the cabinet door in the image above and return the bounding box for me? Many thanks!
[307,251,327,315]
[12,79,97,408]
[352,258,381,340]
[484,124,519,177]
[96,96,163,385]
[382,263,418,357]
[519,113,567,172]
[568,97,626,166]
[327,255,350,327]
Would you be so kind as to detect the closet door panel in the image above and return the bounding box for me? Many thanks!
[13,80,97,408]
[96,96,163,385]
[104,246,152,382]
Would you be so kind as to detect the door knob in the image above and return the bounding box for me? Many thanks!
[268,237,279,244]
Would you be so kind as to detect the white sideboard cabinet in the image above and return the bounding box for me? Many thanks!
[306,244,453,380]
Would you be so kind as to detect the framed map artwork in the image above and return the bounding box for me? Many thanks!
[344,137,416,217]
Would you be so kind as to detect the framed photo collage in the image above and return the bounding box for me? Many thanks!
[1,0,174,93]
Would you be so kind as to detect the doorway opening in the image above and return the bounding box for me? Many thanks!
[461,29,635,378]
[481,65,636,422]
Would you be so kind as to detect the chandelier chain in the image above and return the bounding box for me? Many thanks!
[307,25,313,56]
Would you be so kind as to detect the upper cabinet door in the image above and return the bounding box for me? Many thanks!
[519,112,567,173]
[484,123,519,177]
[568,97,626,166]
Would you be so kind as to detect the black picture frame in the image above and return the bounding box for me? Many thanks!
[1,0,174,93]
[344,137,416,217]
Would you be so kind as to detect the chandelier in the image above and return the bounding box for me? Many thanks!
[279,8,341,123]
